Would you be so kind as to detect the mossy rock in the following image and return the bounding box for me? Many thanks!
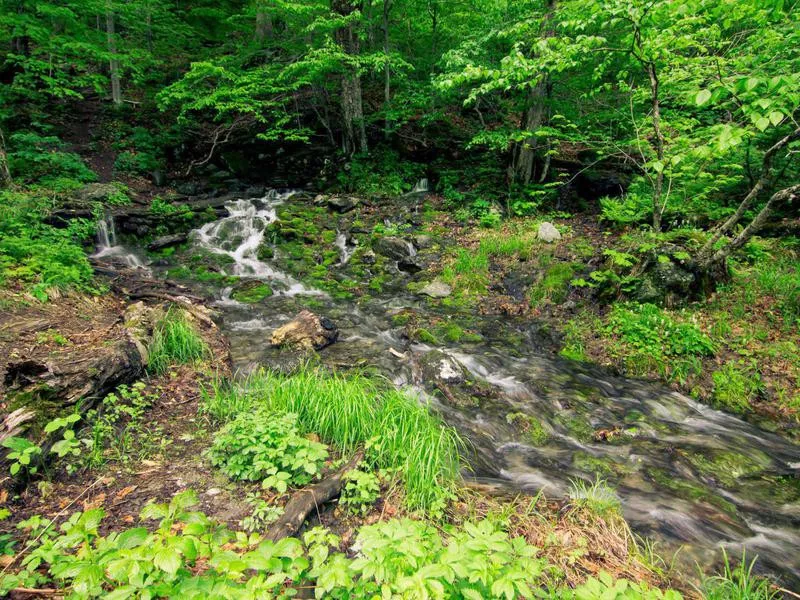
[573,451,631,478]
[506,412,549,446]
[231,281,273,303]
[679,449,771,488]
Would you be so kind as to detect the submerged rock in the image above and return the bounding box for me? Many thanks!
[270,310,338,350]
[417,281,452,298]
[537,222,561,243]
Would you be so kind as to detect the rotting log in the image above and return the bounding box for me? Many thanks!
[265,451,364,542]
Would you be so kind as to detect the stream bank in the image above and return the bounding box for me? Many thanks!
[129,189,800,587]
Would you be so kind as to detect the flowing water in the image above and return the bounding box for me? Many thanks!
[150,192,800,585]
[94,215,148,269]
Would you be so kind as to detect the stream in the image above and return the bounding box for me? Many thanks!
[112,190,800,585]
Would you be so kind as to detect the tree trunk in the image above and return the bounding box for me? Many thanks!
[511,84,548,185]
[0,126,11,188]
[255,2,273,44]
[383,0,393,139]
[697,127,800,261]
[106,3,122,106]
[332,0,368,155]
[647,61,665,231]
[700,184,800,270]
[509,0,556,186]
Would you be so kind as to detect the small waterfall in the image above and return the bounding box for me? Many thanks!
[94,214,146,269]
[192,192,323,297]
[335,230,354,265]
[410,178,429,194]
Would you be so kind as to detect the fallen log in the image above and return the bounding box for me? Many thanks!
[265,451,364,542]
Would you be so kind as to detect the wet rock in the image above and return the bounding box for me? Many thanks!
[398,258,423,273]
[147,233,188,251]
[176,182,200,196]
[537,222,561,243]
[417,281,452,298]
[326,195,359,213]
[270,310,338,350]
[373,236,415,261]
[360,249,376,265]
[231,280,273,304]
[244,185,266,198]
[418,350,466,385]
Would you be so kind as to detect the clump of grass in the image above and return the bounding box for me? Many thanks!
[529,261,580,307]
[700,550,778,600]
[147,307,209,375]
[202,368,463,512]
[568,477,621,518]
[711,361,763,414]
[479,234,535,260]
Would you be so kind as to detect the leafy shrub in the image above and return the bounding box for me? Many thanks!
[607,303,715,358]
[7,132,96,185]
[209,409,328,490]
[147,308,209,374]
[340,469,381,515]
[0,190,95,300]
[600,191,652,226]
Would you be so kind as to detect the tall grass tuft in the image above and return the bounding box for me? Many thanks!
[202,367,463,512]
[701,550,777,600]
[568,477,622,518]
[147,307,209,375]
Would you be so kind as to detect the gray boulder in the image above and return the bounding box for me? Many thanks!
[417,281,452,298]
[537,222,562,243]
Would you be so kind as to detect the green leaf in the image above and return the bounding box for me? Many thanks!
[154,548,182,575]
[116,527,149,549]
[768,111,784,126]
[755,116,771,132]
[695,89,712,106]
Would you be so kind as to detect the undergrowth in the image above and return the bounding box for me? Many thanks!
[147,308,209,375]
[202,368,463,512]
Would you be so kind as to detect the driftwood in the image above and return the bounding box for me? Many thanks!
[0,408,35,444]
[266,451,364,542]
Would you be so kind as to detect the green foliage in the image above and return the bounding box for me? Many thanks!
[0,189,95,300]
[336,151,425,195]
[240,492,284,533]
[600,192,653,227]
[209,409,328,490]
[607,303,715,360]
[7,132,96,186]
[2,436,41,477]
[0,490,683,599]
[568,478,622,519]
[340,468,381,516]
[85,381,163,469]
[147,308,209,375]
[711,362,763,414]
[203,369,462,512]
